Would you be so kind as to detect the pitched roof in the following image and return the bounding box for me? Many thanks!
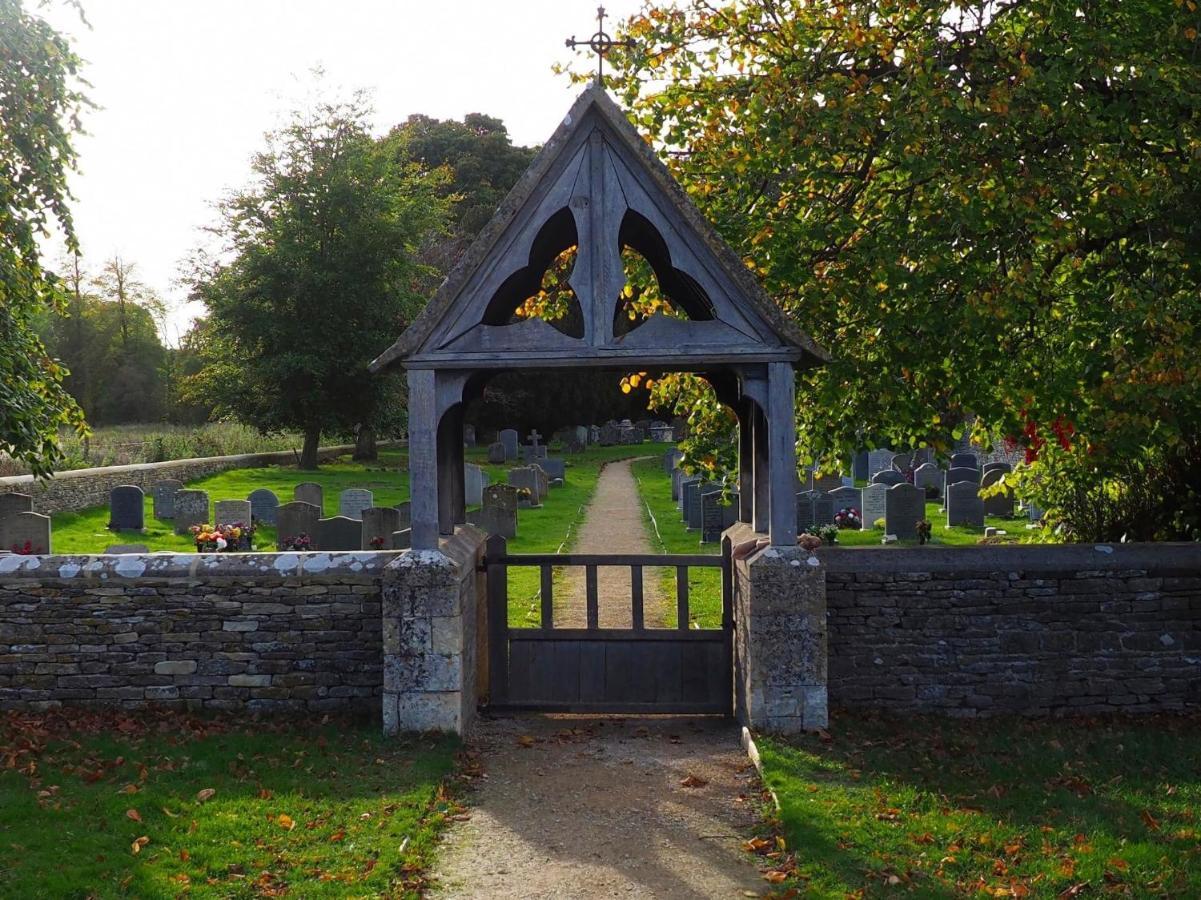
[369,82,827,372]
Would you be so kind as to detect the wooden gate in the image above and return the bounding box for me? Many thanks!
[483,535,733,714]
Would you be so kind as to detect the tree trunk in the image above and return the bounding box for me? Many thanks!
[353,425,377,461]
[300,427,321,470]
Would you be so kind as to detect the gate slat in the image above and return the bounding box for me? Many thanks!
[676,566,689,630]
[630,565,644,630]
[540,564,554,629]
[585,565,599,629]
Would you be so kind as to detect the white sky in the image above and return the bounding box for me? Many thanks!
[41,0,648,344]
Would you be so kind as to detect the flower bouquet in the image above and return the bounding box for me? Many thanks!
[279,533,313,551]
[834,507,862,530]
[190,521,255,553]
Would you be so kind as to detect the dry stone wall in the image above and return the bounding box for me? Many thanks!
[821,544,1201,717]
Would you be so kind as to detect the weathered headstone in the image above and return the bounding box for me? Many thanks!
[671,467,683,502]
[469,484,518,538]
[338,489,373,520]
[150,480,182,519]
[871,470,905,487]
[487,442,506,464]
[1027,502,1044,523]
[589,424,601,444]
[861,483,888,529]
[944,467,981,495]
[813,472,843,493]
[317,515,363,551]
[650,425,674,442]
[664,448,684,474]
[462,424,476,447]
[519,429,547,461]
[1,511,51,555]
[276,501,321,549]
[294,482,324,511]
[508,467,543,506]
[394,501,412,531]
[828,486,863,527]
[540,458,566,482]
[173,490,209,535]
[681,479,706,526]
[946,480,985,527]
[983,461,1013,477]
[885,483,925,540]
[0,492,33,521]
[499,428,519,461]
[105,543,148,554]
[981,468,1015,518]
[362,506,402,549]
[464,463,486,506]
[912,448,934,467]
[248,489,280,525]
[950,452,979,469]
[813,491,835,527]
[867,448,894,478]
[109,485,145,531]
[214,499,252,526]
[598,422,619,446]
[852,450,870,482]
[691,484,717,530]
[913,463,944,498]
[701,490,738,542]
[391,529,412,550]
[671,416,688,439]
[890,452,914,473]
[795,491,817,532]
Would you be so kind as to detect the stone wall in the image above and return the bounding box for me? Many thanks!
[0,551,397,714]
[0,442,399,515]
[821,544,1201,716]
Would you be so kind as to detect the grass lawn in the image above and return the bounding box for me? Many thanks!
[753,713,1201,897]
[0,708,458,898]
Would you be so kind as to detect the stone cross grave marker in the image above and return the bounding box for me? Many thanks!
[871,470,905,487]
[860,483,888,530]
[317,515,363,551]
[214,499,252,526]
[950,452,978,469]
[248,489,279,525]
[0,492,33,522]
[276,501,320,549]
[173,490,209,535]
[338,489,373,520]
[828,486,863,528]
[109,485,145,531]
[294,482,324,511]
[362,506,401,549]
[499,429,519,461]
[885,483,925,540]
[520,429,547,461]
[913,462,943,498]
[946,480,985,527]
[151,480,183,519]
[981,468,1015,518]
[1,511,51,554]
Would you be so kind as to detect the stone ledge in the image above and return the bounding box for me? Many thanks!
[0,551,405,583]
[817,543,1201,575]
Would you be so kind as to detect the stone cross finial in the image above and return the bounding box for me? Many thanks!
[565,6,635,85]
[526,429,543,448]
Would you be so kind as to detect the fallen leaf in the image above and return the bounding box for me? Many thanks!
[1107,857,1128,871]
[259,788,273,800]
[126,809,142,823]
[1141,809,1161,831]
[119,784,139,795]
[1058,884,1089,899]
[517,735,536,748]
[329,830,346,843]
[278,814,295,831]
[763,870,788,883]
[680,774,708,788]
[130,836,149,855]
[196,788,216,803]
[179,849,190,862]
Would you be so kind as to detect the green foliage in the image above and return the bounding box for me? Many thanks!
[0,0,88,477]
[609,1,1201,517]
[186,92,450,466]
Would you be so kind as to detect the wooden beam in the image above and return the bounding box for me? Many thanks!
[738,398,754,524]
[407,369,439,550]
[768,361,798,546]
[752,402,770,535]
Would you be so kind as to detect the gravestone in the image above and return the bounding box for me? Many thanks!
[871,470,905,487]
[890,452,914,473]
[499,428,519,461]
[671,467,683,501]
[867,448,894,478]
[214,499,252,526]
[464,464,486,506]
[950,452,979,470]
[105,544,148,554]
[1,511,51,554]
[981,468,1015,518]
[681,478,705,525]
[540,458,566,482]
[946,480,985,527]
[852,450,869,482]
[795,491,817,532]
[394,501,412,531]
[861,483,888,529]
[650,425,674,442]
[391,529,412,549]
[885,483,925,540]
[913,463,944,498]
[362,506,402,549]
[691,484,718,530]
[598,422,619,446]
[109,485,144,531]
[519,429,547,461]
[276,501,321,549]
[150,480,182,519]
[664,448,683,474]
[469,484,518,538]
[338,489,373,520]
[1027,502,1044,523]
[571,425,589,446]
[173,490,209,535]
[701,490,738,542]
[318,516,363,551]
[462,424,476,447]
[813,472,843,493]
[828,486,863,528]
[944,467,981,496]
[912,448,934,467]
[487,442,506,464]
[248,489,280,525]
[567,439,585,454]
[508,467,543,506]
[589,424,601,444]
[671,416,688,439]
[294,482,324,511]
[983,461,1013,477]
[0,492,33,521]
[813,491,835,527]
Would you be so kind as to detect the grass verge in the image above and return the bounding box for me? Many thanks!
[752,712,1201,897]
[0,708,458,898]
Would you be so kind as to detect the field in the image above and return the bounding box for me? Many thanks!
[0,708,458,897]
[753,712,1201,897]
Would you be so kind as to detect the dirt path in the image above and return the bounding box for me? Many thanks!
[556,456,668,628]
[432,715,767,898]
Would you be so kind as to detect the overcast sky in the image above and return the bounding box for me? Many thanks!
[41,0,648,344]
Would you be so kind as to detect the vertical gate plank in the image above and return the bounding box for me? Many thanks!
[676,566,690,630]
[630,565,644,630]
[579,642,606,702]
[540,564,554,629]
[485,534,508,705]
[585,565,599,629]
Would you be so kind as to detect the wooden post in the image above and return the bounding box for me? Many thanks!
[752,402,770,535]
[407,368,440,550]
[485,534,508,706]
[767,361,798,546]
[738,399,754,524]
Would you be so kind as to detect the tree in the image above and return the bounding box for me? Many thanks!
[0,0,88,477]
[608,1,1201,537]
[187,93,450,469]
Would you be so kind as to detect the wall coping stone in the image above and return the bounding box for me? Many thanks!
[0,550,404,583]
[817,543,1201,574]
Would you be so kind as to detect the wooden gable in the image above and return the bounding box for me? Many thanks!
[370,84,826,373]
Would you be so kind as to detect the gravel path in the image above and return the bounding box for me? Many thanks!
[430,457,768,897]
